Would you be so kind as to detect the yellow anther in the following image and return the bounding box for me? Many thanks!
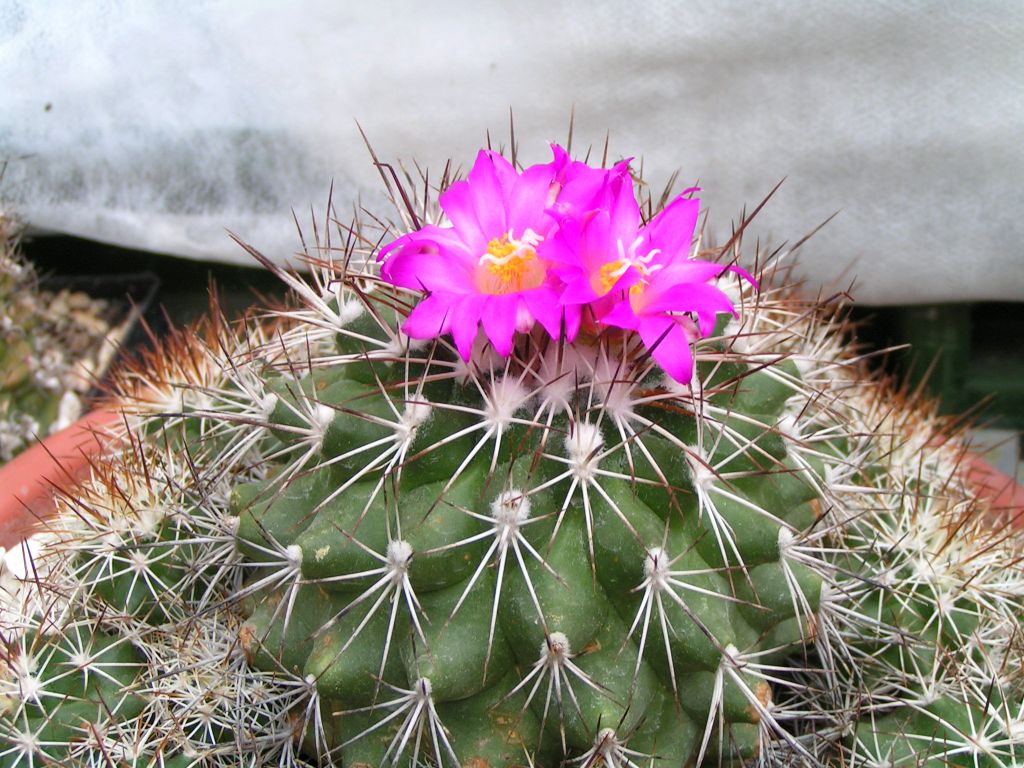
[486,237,517,262]
[598,238,665,296]
[598,260,630,294]
[477,230,544,294]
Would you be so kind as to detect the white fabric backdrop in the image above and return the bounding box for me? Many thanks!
[1,1,1022,304]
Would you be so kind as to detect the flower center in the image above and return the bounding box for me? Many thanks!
[594,236,662,296]
[598,260,631,293]
[477,229,545,295]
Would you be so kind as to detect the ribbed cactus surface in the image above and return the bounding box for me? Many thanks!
[229,305,827,766]
[1,148,1022,767]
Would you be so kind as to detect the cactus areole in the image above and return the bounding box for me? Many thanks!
[1,145,1021,768]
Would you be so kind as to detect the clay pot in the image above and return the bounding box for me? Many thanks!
[966,454,1024,526]
[0,409,119,548]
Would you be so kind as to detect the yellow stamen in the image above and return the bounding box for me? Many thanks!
[598,260,630,293]
[597,238,665,295]
[477,229,544,294]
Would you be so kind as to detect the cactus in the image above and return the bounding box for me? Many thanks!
[1,146,1022,768]
[0,214,115,463]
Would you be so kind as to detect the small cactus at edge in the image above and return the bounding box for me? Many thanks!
[0,213,116,463]
[1,145,1022,767]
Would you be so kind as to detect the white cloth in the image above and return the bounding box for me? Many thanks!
[2,1,1022,304]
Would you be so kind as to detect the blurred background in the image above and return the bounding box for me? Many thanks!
[1,1,1022,478]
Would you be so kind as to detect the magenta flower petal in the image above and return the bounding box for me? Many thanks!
[638,316,696,384]
[450,294,487,361]
[608,173,642,235]
[540,209,583,269]
[552,209,615,302]
[640,195,701,263]
[552,175,646,306]
[548,143,570,166]
[485,149,521,192]
[726,263,759,290]
[642,281,736,338]
[649,261,728,286]
[639,280,736,317]
[507,161,560,235]
[436,181,489,255]
[480,294,519,357]
[434,150,520,253]
[558,269,603,305]
[402,293,454,340]
[463,150,511,238]
[380,232,475,292]
[551,156,630,220]
[523,286,568,340]
[600,297,641,331]
[379,224,468,264]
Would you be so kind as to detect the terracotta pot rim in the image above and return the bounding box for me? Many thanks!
[0,408,120,549]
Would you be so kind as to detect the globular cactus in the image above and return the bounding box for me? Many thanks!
[1,146,1022,768]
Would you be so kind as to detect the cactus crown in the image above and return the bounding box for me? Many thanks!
[1,146,1022,768]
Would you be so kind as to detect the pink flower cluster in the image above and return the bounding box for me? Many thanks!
[378,146,752,384]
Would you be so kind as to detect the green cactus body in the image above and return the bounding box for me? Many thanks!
[1,176,1022,767]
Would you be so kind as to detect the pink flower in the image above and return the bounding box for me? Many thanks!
[601,260,742,384]
[550,178,702,309]
[543,171,640,314]
[378,144,755,384]
[379,148,577,360]
[551,181,752,383]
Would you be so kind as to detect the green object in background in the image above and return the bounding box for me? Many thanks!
[857,302,1024,432]
[964,302,1024,430]
[898,303,971,405]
